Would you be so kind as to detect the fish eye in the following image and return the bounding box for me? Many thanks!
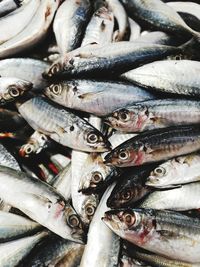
[91,171,103,184]
[85,204,95,216]
[119,110,130,122]
[123,212,135,226]
[50,63,61,75]
[154,167,166,177]
[87,133,99,144]
[68,214,80,227]
[121,190,132,201]
[119,150,129,160]
[51,84,62,95]
[25,144,34,154]
[9,87,20,97]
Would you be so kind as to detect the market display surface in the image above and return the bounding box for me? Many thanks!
[0,0,200,266]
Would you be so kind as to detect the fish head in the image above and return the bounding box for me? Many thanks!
[43,61,63,79]
[145,164,170,187]
[81,194,99,225]
[103,209,156,244]
[104,142,143,167]
[19,143,36,157]
[64,202,86,244]
[0,80,32,104]
[105,106,148,132]
[82,125,111,152]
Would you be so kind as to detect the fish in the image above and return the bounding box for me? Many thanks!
[128,18,141,41]
[50,153,71,172]
[167,2,200,32]
[53,0,91,56]
[44,79,155,116]
[81,6,114,46]
[119,253,150,267]
[106,0,128,41]
[104,125,200,167]
[126,244,200,267]
[140,182,200,211]
[0,0,59,59]
[0,231,48,267]
[107,166,155,208]
[0,77,32,105]
[121,60,200,97]
[43,42,182,78]
[71,150,99,226]
[0,58,49,90]
[146,153,200,188]
[0,165,85,243]
[18,96,110,152]
[0,0,22,17]
[19,131,48,157]
[80,183,120,267]
[105,99,200,132]
[21,234,84,267]
[0,0,40,45]
[0,143,21,170]
[120,0,200,40]
[0,211,42,242]
[103,208,200,263]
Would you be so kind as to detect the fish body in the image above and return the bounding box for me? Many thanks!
[0,143,20,170]
[104,125,200,167]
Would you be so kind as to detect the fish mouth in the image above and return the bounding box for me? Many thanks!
[103,152,114,165]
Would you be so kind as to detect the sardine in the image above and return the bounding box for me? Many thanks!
[140,182,200,210]
[106,0,128,41]
[81,6,114,46]
[146,153,200,188]
[22,234,84,267]
[0,77,32,105]
[0,58,49,90]
[0,165,85,243]
[0,143,20,170]
[0,0,40,44]
[80,184,120,267]
[53,0,91,56]
[105,99,200,132]
[0,211,41,242]
[104,125,200,167]
[0,0,59,58]
[103,208,200,263]
[120,0,200,40]
[44,79,155,116]
[0,231,48,267]
[43,42,181,78]
[107,167,154,208]
[18,97,110,152]
[122,60,200,97]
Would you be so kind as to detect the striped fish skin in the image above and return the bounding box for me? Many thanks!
[18,97,111,152]
[103,209,200,263]
[104,125,200,167]
[105,99,200,132]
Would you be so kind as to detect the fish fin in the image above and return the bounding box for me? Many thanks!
[158,230,180,238]
[78,91,104,100]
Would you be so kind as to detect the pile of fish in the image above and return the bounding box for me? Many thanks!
[0,0,200,266]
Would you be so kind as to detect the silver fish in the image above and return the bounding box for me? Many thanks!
[0,0,40,44]
[0,0,21,17]
[0,143,20,170]
[128,18,141,41]
[0,165,85,243]
[121,60,200,97]
[81,6,114,46]
[0,77,32,105]
[103,209,200,263]
[18,97,110,152]
[146,153,200,188]
[80,183,120,267]
[53,0,91,55]
[0,0,59,58]
[140,182,200,210]
[105,99,200,132]
[44,79,155,116]
[0,58,49,90]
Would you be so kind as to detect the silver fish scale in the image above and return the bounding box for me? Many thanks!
[0,143,20,170]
